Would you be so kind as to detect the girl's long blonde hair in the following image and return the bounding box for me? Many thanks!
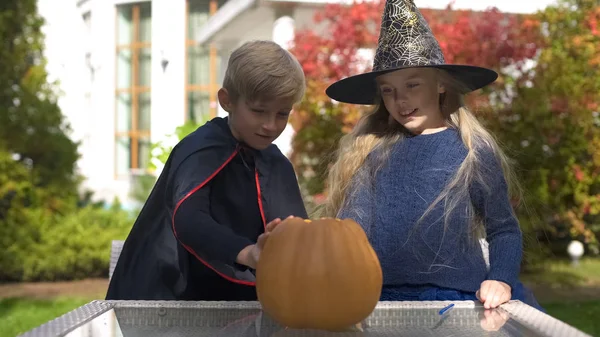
[318,69,522,243]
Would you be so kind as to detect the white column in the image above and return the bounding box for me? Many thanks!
[86,0,118,202]
[140,0,186,181]
[271,12,296,158]
[151,0,186,145]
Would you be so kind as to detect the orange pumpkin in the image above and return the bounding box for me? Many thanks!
[256,217,383,331]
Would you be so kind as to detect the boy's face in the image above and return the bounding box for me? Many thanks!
[376,68,446,135]
[218,88,293,150]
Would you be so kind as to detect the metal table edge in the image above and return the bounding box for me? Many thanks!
[17,300,115,337]
[498,300,593,337]
[102,299,477,309]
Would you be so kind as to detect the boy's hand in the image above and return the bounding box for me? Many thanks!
[253,215,294,261]
[476,280,512,309]
[238,216,294,269]
[264,216,289,233]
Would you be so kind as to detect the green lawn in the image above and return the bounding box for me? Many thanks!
[0,297,91,337]
[542,300,600,337]
[522,258,600,289]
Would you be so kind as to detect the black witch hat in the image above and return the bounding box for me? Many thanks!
[325,0,498,105]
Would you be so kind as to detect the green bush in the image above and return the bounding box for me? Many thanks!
[0,204,133,282]
[27,205,132,281]
[0,149,134,282]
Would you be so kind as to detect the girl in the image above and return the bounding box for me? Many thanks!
[321,0,543,311]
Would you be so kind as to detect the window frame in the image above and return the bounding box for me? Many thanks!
[114,2,152,178]
[184,0,222,123]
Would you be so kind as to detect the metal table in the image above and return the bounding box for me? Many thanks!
[18,300,592,337]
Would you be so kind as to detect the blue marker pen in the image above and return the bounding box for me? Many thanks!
[439,303,455,315]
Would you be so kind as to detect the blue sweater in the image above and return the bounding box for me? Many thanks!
[338,128,523,293]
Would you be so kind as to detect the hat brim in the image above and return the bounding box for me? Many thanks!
[325,64,498,105]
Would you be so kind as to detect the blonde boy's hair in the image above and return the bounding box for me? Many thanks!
[222,40,306,104]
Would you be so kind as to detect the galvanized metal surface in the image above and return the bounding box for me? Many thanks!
[18,300,592,337]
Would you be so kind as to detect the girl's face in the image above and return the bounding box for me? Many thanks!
[376,68,447,135]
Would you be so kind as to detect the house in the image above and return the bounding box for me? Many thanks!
[37,0,556,210]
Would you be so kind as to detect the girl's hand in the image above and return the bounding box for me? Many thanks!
[476,280,512,309]
[479,309,509,331]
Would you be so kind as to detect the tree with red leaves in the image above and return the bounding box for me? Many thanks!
[484,0,600,256]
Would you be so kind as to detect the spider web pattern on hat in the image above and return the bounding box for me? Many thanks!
[373,0,446,71]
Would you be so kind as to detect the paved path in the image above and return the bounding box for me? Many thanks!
[0,278,107,300]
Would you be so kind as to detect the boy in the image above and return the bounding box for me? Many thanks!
[106,40,308,301]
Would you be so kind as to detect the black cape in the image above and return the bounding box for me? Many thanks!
[106,117,307,300]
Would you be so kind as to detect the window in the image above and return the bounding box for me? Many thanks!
[185,0,226,124]
[115,2,152,177]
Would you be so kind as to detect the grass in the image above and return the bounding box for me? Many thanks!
[542,300,600,337]
[522,258,600,289]
[0,297,92,337]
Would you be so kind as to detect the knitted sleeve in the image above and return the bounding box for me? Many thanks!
[470,146,523,290]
